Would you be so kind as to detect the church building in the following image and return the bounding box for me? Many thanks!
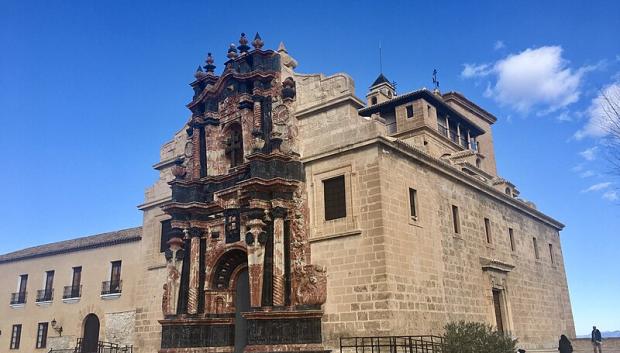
[0,34,575,353]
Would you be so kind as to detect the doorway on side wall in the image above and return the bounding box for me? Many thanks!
[234,268,250,353]
[82,313,100,353]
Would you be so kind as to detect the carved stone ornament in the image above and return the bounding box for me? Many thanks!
[184,141,194,157]
[162,237,184,316]
[294,264,327,305]
[281,77,296,100]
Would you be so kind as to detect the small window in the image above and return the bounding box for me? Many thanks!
[371,97,377,105]
[36,322,48,349]
[476,158,481,168]
[226,124,244,167]
[533,237,539,259]
[10,324,21,349]
[549,243,555,264]
[484,218,492,243]
[406,105,414,119]
[323,175,346,221]
[409,188,418,219]
[505,187,511,196]
[160,219,172,252]
[509,228,515,251]
[451,205,460,234]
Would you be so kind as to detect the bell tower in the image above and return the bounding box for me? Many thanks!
[366,73,395,105]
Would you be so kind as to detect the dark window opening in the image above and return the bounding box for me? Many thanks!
[409,188,418,219]
[549,243,555,264]
[476,158,482,168]
[509,228,515,251]
[437,116,448,137]
[102,261,122,295]
[371,96,377,105]
[323,175,346,221]
[533,237,540,259]
[226,124,244,167]
[406,105,414,119]
[64,266,82,299]
[160,219,172,252]
[37,270,54,302]
[451,205,460,234]
[484,218,492,243]
[36,322,48,349]
[10,324,21,349]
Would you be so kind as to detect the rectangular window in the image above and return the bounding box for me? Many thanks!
[509,228,515,251]
[160,219,172,252]
[406,105,414,119]
[492,290,504,333]
[10,324,21,349]
[484,218,492,243]
[66,266,82,298]
[36,322,48,349]
[409,188,418,219]
[19,274,28,294]
[111,261,122,285]
[323,175,346,221]
[44,270,54,293]
[451,205,460,234]
[437,116,448,137]
[533,237,540,259]
[549,243,555,264]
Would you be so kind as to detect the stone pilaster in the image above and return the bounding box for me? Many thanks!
[245,210,266,308]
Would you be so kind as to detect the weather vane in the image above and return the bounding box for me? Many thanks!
[432,69,440,90]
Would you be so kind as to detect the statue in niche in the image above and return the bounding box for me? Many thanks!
[162,236,184,316]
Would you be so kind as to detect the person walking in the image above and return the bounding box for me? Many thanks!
[558,335,573,353]
[591,326,603,353]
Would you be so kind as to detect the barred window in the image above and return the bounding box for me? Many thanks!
[36,322,48,349]
[323,176,346,221]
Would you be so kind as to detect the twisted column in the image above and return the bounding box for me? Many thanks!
[271,207,287,306]
[187,227,203,314]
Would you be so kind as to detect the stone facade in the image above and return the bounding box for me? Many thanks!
[0,34,575,353]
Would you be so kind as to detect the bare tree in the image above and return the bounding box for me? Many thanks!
[598,86,620,175]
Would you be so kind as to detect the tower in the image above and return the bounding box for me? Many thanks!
[366,73,395,106]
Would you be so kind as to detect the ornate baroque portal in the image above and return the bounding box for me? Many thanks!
[159,33,328,353]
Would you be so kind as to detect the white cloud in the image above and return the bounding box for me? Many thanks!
[603,190,619,201]
[603,190,618,201]
[579,146,599,161]
[461,63,493,79]
[556,111,572,122]
[494,40,505,50]
[571,163,584,172]
[582,182,612,193]
[462,46,593,113]
[579,170,595,178]
[574,82,620,140]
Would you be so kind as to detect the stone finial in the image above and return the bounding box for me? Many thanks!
[252,32,264,50]
[227,44,238,59]
[194,65,206,79]
[204,52,216,73]
[277,41,288,54]
[238,33,250,53]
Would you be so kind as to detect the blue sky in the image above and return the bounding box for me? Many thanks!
[1,0,618,335]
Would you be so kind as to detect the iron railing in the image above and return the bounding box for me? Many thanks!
[101,280,122,295]
[36,289,54,302]
[75,338,133,353]
[10,292,27,304]
[63,285,82,299]
[340,335,444,353]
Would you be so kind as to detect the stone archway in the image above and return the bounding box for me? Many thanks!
[82,313,100,353]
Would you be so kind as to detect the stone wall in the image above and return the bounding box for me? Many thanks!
[105,310,136,346]
[573,337,620,353]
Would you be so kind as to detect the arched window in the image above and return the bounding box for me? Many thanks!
[226,124,244,167]
[505,187,511,196]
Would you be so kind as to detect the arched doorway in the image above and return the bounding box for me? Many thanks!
[82,314,100,353]
[234,268,250,353]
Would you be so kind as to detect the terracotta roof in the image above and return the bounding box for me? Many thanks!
[0,227,142,264]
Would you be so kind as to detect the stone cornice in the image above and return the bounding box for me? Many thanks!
[480,257,515,273]
[302,136,564,230]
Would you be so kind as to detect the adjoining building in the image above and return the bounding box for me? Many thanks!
[0,34,575,353]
